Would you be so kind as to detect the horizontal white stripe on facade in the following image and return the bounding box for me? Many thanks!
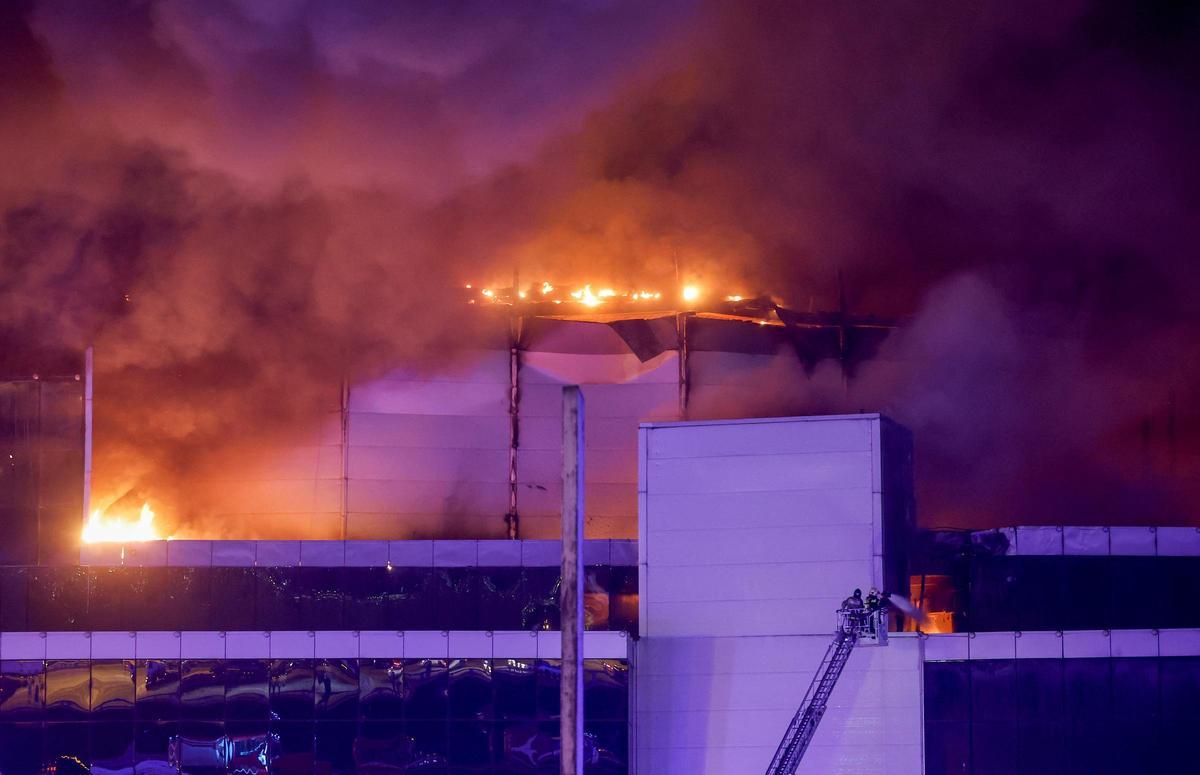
[0,630,630,661]
[976,525,1200,556]
[922,628,1200,661]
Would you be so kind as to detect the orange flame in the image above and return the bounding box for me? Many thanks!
[82,502,163,543]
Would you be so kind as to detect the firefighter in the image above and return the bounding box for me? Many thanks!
[865,587,881,612]
[839,588,864,633]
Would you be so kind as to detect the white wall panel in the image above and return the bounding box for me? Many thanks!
[647,451,874,495]
[634,634,923,775]
[647,526,872,567]
[641,416,889,639]
[646,416,873,459]
[644,489,875,532]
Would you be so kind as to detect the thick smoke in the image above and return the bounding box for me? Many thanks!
[1,0,1197,531]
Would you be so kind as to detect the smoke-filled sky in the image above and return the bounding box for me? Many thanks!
[2,0,1197,530]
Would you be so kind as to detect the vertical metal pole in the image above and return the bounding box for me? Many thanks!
[676,313,689,420]
[82,347,94,526]
[561,386,585,775]
[340,378,350,540]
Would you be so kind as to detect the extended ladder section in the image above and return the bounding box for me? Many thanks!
[764,608,887,775]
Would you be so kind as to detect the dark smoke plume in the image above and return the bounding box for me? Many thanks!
[1,0,1197,532]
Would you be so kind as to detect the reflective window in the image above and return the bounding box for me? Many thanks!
[225,660,269,721]
[359,659,405,721]
[0,656,631,772]
[135,660,180,721]
[925,658,1197,774]
[315,659,358,721]
[45,659,90,721]
[270,659,315,722]
[0,564,639,632]
[403,659,448,720]
[181,659,224,721]
[0,660,45,720]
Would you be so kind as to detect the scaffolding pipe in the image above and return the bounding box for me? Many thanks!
[82,347,93,528]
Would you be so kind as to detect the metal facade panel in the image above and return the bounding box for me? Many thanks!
[647,525,873,567]
[346,479,508,514]
[269,631,315,658]
[644,598,845,638]
[646,560,870,603]
[348,412,509,449]
[1156,527,1200,556]
[968,632,1016,660]
[79,543,123,566]
[1015,526,1063,555]
[92,631,135,659]
[46,631,90,659]
[255,541,301,566]
[476,540,522,565]
[520,540,562,566]
[344,540,388,566]
[611,539,637,565]
[211,541,256,566]
[520,351,678,385]
[1063,526,1109,555]
[647,450,874,494]
[641,416,890,639]
[1159,628,1200,656]
[447,630,492,657]
[348,380,508,416]
[1015,631,1062,659]
[314,630,359,658]
[1109,526,1157,555]
[432,540,478,566]
[300,540,345,566]
[181,631,226,659]
[224,630,270,659]
[347,445,509,482]
[643,489,874,532]
[166,540,213,566]
[1110,629,1158,657]
[403,630,448,658]
[122,541,167,567]
[387,540,433,566]
[582,631,629,660]
[923,634,969,662]
[536,630,562,659]
[646,417,873,459]
[358,631,405,658]
[491,630,539,658]
[633,634,924,775]
[1,631,46,660]
[136,631,181,659]
[1062,630,1110,658]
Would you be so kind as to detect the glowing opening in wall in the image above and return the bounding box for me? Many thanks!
[82,502,163,543]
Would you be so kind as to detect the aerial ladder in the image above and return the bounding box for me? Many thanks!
[764,602,890,775]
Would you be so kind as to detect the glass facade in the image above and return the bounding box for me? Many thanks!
[0,657,629,773]
[0,379,84,566]
[0,566,638,634]
[924,658,1200,774]
[911,556,1200,632]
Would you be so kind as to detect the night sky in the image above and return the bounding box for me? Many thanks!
[1,0,1197,529]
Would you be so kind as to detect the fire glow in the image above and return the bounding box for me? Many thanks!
[82,502,164,544]
[472,282,685,308]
